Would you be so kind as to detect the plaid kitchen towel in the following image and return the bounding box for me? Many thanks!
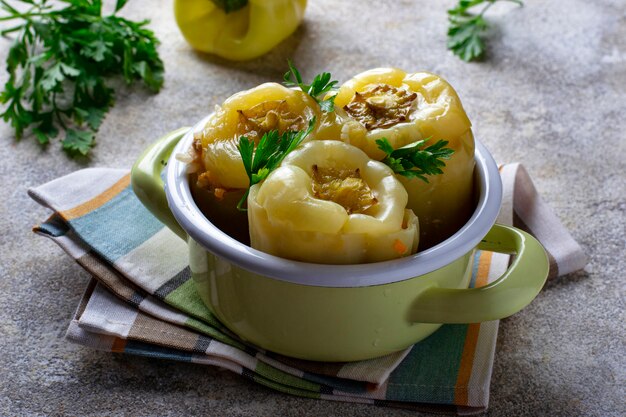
[29,163,586,414]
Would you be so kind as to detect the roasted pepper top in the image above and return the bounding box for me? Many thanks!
[331,68,473,161]
[248,140,419,263]
[254,140,408,235]
[193,82,320,190]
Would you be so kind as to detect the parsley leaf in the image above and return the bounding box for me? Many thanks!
[237,117,316,210]
[447,0,523,62]
[115,0,130,12]
[0,0,164,157]
[376,138,455,183]
[283,61,338,112]
[62,129,96,157]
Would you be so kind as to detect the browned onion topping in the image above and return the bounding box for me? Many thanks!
[311,165,377,214]
[344,84,417,130]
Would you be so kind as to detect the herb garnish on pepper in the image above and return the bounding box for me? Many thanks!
[283,61,338,113]
[376,138,454,182]
[237,117,316,210]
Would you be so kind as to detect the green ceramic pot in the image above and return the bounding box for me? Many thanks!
[131,120,549,362]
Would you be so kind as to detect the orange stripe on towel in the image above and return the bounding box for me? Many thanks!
[61,173,131,220]
[454,250,493,405]
[111,337,127,353]
[475,252,493,288]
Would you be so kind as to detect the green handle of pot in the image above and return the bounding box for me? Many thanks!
[410,224,549,323]
[131,128,190,241]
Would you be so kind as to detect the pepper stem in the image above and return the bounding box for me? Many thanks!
[209,0,248,13]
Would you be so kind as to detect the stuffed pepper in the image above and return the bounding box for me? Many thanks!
[185,82,320,241]
[247,140,419,264]
[331,68,475,248]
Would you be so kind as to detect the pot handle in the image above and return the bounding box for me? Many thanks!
[131,128,190,241]
[409,224,549,323]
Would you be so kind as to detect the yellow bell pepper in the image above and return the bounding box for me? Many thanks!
[248,140,419,264]
[186,82,320,242]
[194,82,320,190]
[174,0,307,61]
[330,68,476,249]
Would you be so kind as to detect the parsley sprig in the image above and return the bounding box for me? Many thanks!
[283,61,337,113]
[447,0,523,62]
[237,117,316,210]
[0,0,164,157]
[376,138,454,182]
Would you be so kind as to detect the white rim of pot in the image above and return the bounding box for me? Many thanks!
[166,116,503,288]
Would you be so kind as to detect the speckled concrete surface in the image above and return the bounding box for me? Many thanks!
[1,0,624,416]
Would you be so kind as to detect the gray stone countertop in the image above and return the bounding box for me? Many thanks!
[1,0,624,415]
